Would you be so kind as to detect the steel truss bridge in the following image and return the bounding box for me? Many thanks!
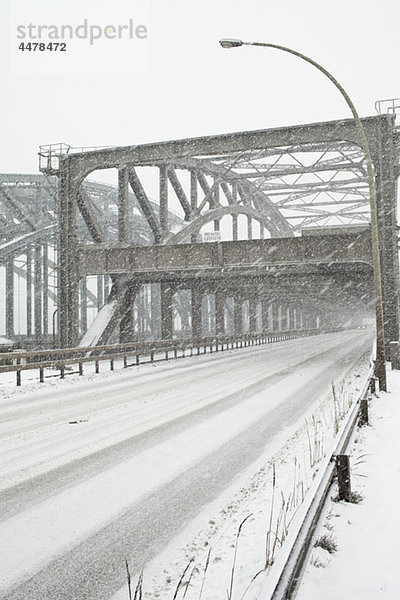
[1,114,399,350]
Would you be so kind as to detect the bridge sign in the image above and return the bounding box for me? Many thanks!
[203,231,222,242]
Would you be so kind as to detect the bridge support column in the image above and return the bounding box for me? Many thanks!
[215,289,225,336]
[234,295,242,335]
[287,305,295,331]
[150,284,160,339]
[255,301,262,332]
[118,291,136,344]
[120,307,134,343]
[104,276,110,302]
[261,299,269,332]
[42,242,48,337]
[97,275,104,310]
[136,286,146,340]
[26,247,32,337]
[303,311,315,330]
[224,296,234,334]
[34,244,42,339]
[191,287,202,338]
[249,297,257,334]
[58,164,79,348]
[294,306,298,330]
[372,119,400,353]
[79,277,88,337]
[6,259,14,339]
[261,297,273,331]
[119,284,140,343]
[271,302,279,331]
[161,282,174,340]
[279,304,287,331]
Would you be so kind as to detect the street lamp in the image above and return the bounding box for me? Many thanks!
[219,38,387,391]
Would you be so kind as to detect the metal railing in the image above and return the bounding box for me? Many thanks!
[0,329,321,387]
[264,355,375,599]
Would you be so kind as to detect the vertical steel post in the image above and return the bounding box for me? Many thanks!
[247,216,253,240]
[79,277,88,336]
[191,286,202,338]
[97,275,104,310]
[234,294,242,335]
[58,156,79,347]
[34,244,42,339]
[42,241,48,337]
[215,289,225,336]
[249,296,257,333]
[26,247,32,337]
[5,259,14,339]
[161,282,174,340]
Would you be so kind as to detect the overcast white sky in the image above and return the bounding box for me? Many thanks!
[0,0,399,175]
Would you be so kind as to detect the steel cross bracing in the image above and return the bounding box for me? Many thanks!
[174,141,372,233]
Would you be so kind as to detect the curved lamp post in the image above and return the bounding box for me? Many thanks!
[219,38,386,390]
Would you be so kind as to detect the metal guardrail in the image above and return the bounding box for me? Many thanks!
[0,329,322,387]
[263,356,375,599]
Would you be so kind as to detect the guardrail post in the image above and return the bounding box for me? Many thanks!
[60,366,65,379]
[359,398,369,427]
[95,360,99,374]
[110,358,114,371]
[123,356,128,368]
[79,362,83,376]
[16,370,21,386]
[40,367,44,383]
[370,377,376,394]
[336,454,352,501]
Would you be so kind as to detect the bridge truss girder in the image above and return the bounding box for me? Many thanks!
[51,115,399,350]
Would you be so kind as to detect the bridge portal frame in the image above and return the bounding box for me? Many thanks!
[56,115,399,349]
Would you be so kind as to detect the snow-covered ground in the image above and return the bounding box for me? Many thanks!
[297,365,400,600]
[0,330,373,599]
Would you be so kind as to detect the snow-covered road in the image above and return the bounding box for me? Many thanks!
[0,330,372,600]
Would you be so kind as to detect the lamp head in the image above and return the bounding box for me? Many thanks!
[219,38,243,49]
